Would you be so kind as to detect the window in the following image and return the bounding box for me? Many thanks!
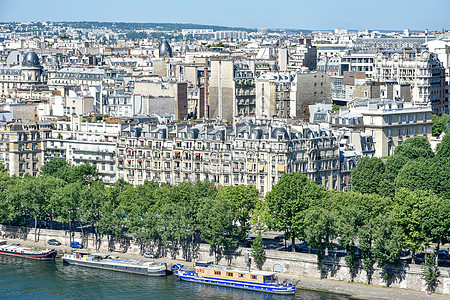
[423,126,427,134]
[238,273,245,278]
[398,116,402,124]
[226,272,233,277]
[406,115,409,123]
[214,271,221,275]
[423,114,426,122]
[387,116,391,125]
[251,275,257,280]
[413,114,417,123]
[388,129,392,138]
[398,129,402,137]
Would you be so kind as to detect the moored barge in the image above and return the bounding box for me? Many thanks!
[62,251,168,276]
[0,240,57,261]
[174,261,295,295]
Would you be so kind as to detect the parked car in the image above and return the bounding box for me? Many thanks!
[47,239,61,246]
[70,241,83,249]
[144,252,156,259]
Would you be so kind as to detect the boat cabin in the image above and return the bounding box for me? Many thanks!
[195,263,277,284]
[72,250,90,259]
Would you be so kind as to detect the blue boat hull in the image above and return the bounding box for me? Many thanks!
[174,270,295,295]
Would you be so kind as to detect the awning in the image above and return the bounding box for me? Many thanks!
[118,159,123,161]
[248,163,254,171]
[195,153,200,156]
[176,140,182,143]
[138,160,142,162]
[278,165,285,172]
[259,164,264,171]
[174,151,180,154]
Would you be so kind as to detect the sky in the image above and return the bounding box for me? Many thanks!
[0,0,448,31]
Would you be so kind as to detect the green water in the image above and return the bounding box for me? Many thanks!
[0,256,354,299]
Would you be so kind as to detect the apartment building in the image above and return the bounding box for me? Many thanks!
[331,98,433,157]
[255,72,296,118]
[0,121,52,176]
[209,60,256,121]
[45,116,124,184]
[116,122,341,195]
[373,49,446,115]
[0,50,47,98]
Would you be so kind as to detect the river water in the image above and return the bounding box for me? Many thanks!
[0,256,353,300]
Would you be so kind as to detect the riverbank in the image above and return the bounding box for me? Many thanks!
[2,237,448,300]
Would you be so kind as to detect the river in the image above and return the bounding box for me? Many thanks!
[0,256,354,299]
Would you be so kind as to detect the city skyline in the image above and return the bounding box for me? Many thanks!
[0,0,448,31]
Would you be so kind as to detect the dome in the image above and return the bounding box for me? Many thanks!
[22,50,40,67]
[159,40,172,58]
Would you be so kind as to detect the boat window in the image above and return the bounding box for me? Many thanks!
[214,271,221,275]
[238,273,245,278]
[251,275,257,279]
[226,272,233,277]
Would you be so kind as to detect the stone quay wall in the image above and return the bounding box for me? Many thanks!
[1,225,449,295]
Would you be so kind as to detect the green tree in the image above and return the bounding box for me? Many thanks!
[215,185,260,240]
[421,253,440,292]
[420,196,450,264]
[372,214,404,267]
[264,172,326,252]
[40,159,70,180]
[393,136,434,160]
[251,232,266,270]
[50,182,83,242]
[432,114,450,137]
[332,191,364,279]
[351,157,385,194]
[391,189,430,262]
[304,194,336,268]
[436,132,450,157]
[78,180,106,249]
[199,194,241,252]
[395,157,450,199]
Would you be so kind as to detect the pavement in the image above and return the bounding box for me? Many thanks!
[2,237,449,300]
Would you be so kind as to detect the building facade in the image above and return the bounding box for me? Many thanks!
[331,98,433,157]
[116,122,340,195]
[0,121,52,176]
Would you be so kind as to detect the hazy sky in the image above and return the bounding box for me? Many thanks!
[0,0,448,31]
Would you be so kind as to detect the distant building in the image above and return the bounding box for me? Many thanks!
[0,50,47,98]
[0,121,52,177]
[45,116,123,184]
[373,49,446,115]
[330,98,433,157]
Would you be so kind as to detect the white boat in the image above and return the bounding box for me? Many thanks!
[62,251,168,276]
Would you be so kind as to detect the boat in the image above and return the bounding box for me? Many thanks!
[0,240,57,261]
[62,251,168,276]
[174,261,295,295]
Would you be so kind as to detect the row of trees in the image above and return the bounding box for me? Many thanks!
[0,159,261,256]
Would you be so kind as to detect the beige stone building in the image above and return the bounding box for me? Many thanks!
[0,121,52,176]
[255,72,296,118]
[331,98,433,157]
[116,122,340,195]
